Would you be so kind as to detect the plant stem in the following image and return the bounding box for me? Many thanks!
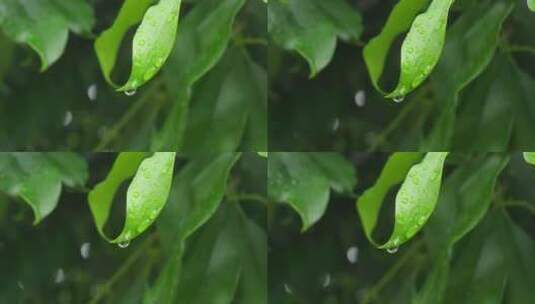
[93,78,165,151]
[88,234,157,304]
[361,239,425,304]
[499,200,535,216]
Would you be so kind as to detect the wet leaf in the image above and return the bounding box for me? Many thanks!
[88,152,176,244]
[94,0,181,91]
[356,152,448,249]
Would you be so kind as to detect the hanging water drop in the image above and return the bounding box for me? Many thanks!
[124,89,137,97]
[87,84,98,101]
[321,273,332,288]
[332,118,340,132]
[393,96,405,103]
[118,241,130,248]
[386,247,399,254]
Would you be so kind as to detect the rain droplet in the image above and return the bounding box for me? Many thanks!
[386,247,399,254]
[138,39,146,46]
[54,268,65,284]
[125,89,137,97]
[332,118,340,132]
[284,283,293,295]
[393,96,405,103]
[354,90,366,107]
[321,273,332,288]
[346,246,359,264]
[63,111,73,127]
[17,281,24,290]
[80,242,91,259]
[87,84,98,101]
[118,241,130,248]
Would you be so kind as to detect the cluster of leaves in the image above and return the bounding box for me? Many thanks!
[268,152,535,303]
[0,0,266,151]
[269,0,535,151]
[0,152,266,303]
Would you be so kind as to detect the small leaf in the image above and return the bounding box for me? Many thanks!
[88,152,176,244]
[268,152,357,231]
[356,152,448,249]
[0,152,88,224]
[94,0,181,91]
[0,0,94,70]
[523,152,535,165]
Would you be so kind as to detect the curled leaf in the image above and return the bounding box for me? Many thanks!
[94,0,181,92]
[88,152,176,244]
[363,0,454,100]
[356,152,449,249]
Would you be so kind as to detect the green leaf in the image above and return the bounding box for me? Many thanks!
[94,0,181,92]
[0,0,94,70]
[153,0,247,150]
[425,0,514,149]
[529,0,535,12]
[415,154,509,302]
[181,47,267,152]
[524,152,535,165]
[357,152,448,249]
[0,152,88,224]
[364,0,455,100]
[268,152,357,231]
[146,153,241,303]
[269,0,363,76]
[88,152,176,244]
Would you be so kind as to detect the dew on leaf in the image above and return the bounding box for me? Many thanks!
[54,268,65,284]
[124,89,137,97]
[118,241,130,248]
[393,96,405,103]
[321,273,332,288]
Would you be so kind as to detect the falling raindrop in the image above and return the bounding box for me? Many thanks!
[17,281,24,290]
[87,84,98,101]
[386,247,399,254]
[118,241,130,249]
[80,242,91,259]
[346,246,359,264]
[54,268,65,284]
[321,273,332,288]
[284,283,293,295]
[124,89,137,97]
[332,118,340,132]
[63,111,73,127]
[354,90,366,107]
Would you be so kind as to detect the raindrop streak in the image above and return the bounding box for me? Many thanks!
[322,273,332,288]
[80,242,91,259]
[87,84,98,101]
[332,118,340,132]
[354,90,366,107]
[54,268,65,284]
[63,111,73,127]
[387,247,399,254]
[346,246,359,264]
[284,283,293,295]
[124,89,137,97]
[118,241,130,248]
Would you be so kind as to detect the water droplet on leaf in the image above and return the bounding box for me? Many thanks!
[386,247,399,254]
[118,241,130,249]
[125,89,137,97]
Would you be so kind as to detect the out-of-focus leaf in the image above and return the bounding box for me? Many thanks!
[529,0,535,12]
[364,0,454,100]
[0,152,88,224]
[88,152,176,244]
[153,0,246,150]
[268,152,357,231]
[182,47,266,152]
[0,0,94,70]
[268,0,363,76]
[425,0,514,149]
[356,152,448,250]
[146,153,240,303]
[94,0,181,92]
